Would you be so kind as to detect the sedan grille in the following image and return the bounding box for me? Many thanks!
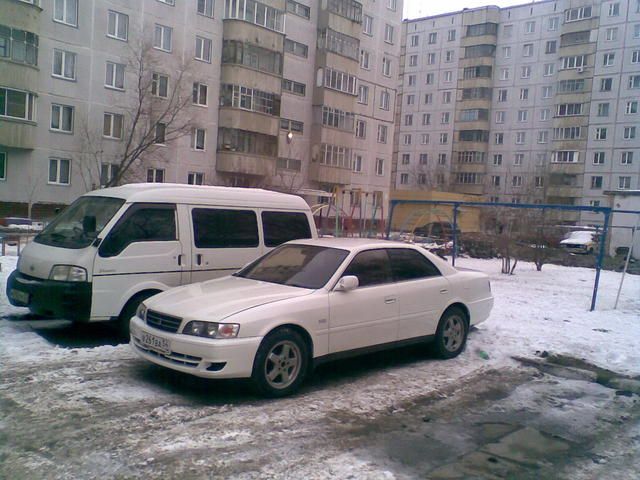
[146,310,182,333]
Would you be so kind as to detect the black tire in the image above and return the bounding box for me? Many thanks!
[116,291,159,338]
[433,307,468,359]
[251,328,309,398]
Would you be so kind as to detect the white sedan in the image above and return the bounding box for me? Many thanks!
[130,238,493,397]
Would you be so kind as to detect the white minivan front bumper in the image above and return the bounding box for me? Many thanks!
[130,316,262,379]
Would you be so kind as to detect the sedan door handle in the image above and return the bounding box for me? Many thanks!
[384,297,397,304]
[440,289,449,294]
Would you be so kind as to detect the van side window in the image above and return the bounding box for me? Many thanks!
[342,249,393,287]
[262,211,312,247]
[99,205,177,257]
[192,208,259,248]
[387,248,442,281]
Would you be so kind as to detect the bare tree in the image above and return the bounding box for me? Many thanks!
[78,42,196,189]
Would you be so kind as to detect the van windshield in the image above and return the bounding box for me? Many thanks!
[35,196,125,249]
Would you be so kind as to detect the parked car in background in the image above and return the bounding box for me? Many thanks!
[6,184,317,334]
[413,221,461,240]
[130,238,494,397]
[0,217,44,231]
[560,230,597,254]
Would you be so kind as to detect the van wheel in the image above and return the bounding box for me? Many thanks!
[117,291,159,338]
[433,307,468,359]
[251,328,309,398]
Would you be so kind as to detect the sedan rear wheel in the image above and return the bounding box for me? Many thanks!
[252,328,308,397]
[434,308,468,359]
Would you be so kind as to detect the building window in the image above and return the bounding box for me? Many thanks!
[103,112,123,139]
[535,176,544,188]
[0,87,36,121]
[224,0,285,33]
[157,0,175,5]
[444,71,453,83]
[198,0,215,17]
[375,158,384,176]
[540,109,550,121]
[382,57,391,77]
[448,29,456,41]
[600,78,613,91]
[410,34,419,47]
[280,118,304,133]
[523,44,533,57]
[548,17,559,31]
[404,134,412,145]
[379,90,390,110]
[516,132,526,144]
[355,119,366,138]
[593,152,605,165]
[493,154,502,165]
[520,88,529,101]
[590,176,603,189]
[147,168,165,183]
[438,154,447,165]
[525,21,535,33]
[52,49,76,80]
[565,6,592,22]
[107,11,128,41]
[352,154,363,173]
[100,163,119,187]
[409,54,418,67]
[360,49,370,69]
[498,89,507,102]
[401,153,410,165]
[0,151,6,181]
[624,126,637,139]
[154,123,166,144]
[632,50,640,64]
[629,75,640,89]
[439,133,448,144]
[552,151,579,163]
[609,2,620,16]
[400,173,409,185]
[282,78,306,96]
[427,53,436,65]
[287,0,310,19]
[595,128,608,140]
[512,176,523,187]
[538,131,548,143]
[491,175,500,186]
[495,111,505,123]
[195,36,212,62]
[521,66,531,79]
[428,32,437,44]
[603,53,615,67]
[606,27,618,41]
[422,113,431,125]
[404,114,413,126]
[363,15,373,35]
[626,101,639,114]
[597,103,610,117]
[426,73,434,85]
[419,153,428,165]
[192,128,206,150]
[188,172,205,185]
[153,24,173,52]
[503,46,511,58]
[152,73,169,98]
[424,93,432,104]
[408,77,416,89]
[322,67,357,95]
[384,24,394,44]
[320,106,355,131]
[49,158,71,185]
[556,103,583,116]
[358,85,368,104]
[53,0,78,26]
[495,133,504,145]
[545,40,556,54]
[105,61,125,89]
[50,104,73,133]
[542,86,552,98]
[561,55,587,70]
[0,26,39,66]
[622,152,633,165]
[618,176,631,189]
[377,124,387,143]
[442,91,452,104]
[544,63,555,76]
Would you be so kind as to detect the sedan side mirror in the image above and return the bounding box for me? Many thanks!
[335,275,359,292]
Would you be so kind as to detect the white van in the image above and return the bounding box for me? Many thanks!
[6,184,317,331]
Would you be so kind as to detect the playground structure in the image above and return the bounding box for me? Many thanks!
[299,188,387,237]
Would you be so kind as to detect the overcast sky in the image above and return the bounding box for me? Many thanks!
[403,0,533,19]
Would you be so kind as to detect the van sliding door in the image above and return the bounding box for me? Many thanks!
[189,207,262,284]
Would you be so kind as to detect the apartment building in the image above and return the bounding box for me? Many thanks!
[0,0,402,221]
[396,0,640,225]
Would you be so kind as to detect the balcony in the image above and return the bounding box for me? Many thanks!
[215,151,276,177]
[308,162,352,185]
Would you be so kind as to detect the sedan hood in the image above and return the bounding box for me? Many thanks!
[145,276,312,322]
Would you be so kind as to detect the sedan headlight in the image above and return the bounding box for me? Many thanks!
[136,303,147,321]
[182,321,240,339]
[49,265,88,282]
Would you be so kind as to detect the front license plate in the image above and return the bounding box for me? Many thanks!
[10,289,29,304]
[140,332,171,355]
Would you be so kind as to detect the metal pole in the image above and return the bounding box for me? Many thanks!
[590,210,610,311]
[385,201,396,239]
[452,204,459,267]
[614,225,636,310]
[334,190,340,238]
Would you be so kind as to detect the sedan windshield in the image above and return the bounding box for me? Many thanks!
[35,196,125,249]
[236,244,349,289]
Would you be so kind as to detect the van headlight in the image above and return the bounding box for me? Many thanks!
[182,321,240,339]
[49,265,88,282]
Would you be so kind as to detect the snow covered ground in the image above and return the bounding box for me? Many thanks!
[1,249,639,479]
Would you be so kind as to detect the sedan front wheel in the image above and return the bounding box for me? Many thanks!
[251,328,309,397]
[433,308,468,359]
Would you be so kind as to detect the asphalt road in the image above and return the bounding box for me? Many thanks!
[1,320,639,479]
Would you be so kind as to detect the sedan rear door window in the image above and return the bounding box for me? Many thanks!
[387,248,442,281]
